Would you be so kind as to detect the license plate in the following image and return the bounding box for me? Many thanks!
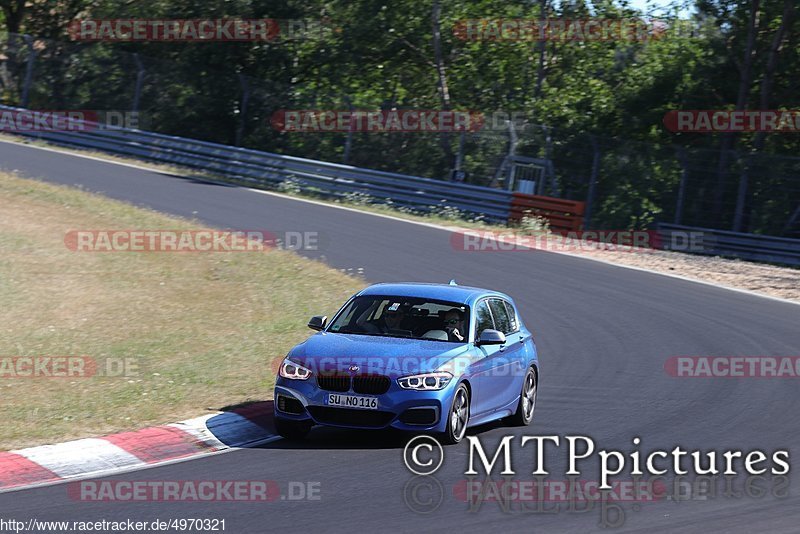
[326,393,378,410]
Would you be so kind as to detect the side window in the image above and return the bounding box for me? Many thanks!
[488,299,513,334]
[474,300,495,337]
[503,301,519,333]
[335,300,359,329]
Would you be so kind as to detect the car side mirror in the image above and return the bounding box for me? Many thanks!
[308,315,327,331]
[476,329,506,346]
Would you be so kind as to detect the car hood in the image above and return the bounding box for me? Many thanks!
[287,332,471,376]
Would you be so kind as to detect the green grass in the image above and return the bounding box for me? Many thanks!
[0,172,364,450]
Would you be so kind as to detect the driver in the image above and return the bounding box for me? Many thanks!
[443,308,466,342]
[377,305,408,333]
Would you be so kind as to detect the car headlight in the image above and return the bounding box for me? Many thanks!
[279,358,312,380]
[397,372,452,390]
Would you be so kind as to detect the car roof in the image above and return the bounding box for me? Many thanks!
[356,282,510,305]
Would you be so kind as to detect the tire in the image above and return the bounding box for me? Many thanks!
[274,417,312,440]
[506,366,537,427]
[441,383,470,444]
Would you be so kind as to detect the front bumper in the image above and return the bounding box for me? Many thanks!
[274,375,455,433]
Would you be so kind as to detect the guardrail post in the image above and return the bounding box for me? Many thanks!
[504,120,519,190]
[674,147,688,225]
[235,74,251,146]
[131,53,145,114]
[733,153,751,232]
[20,35,36,108]
[454,128,466,175]
[342,96,354,164]
[583,135,600,230]
[543,126,559,196]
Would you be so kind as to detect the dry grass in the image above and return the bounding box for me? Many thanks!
[0,172,364,450]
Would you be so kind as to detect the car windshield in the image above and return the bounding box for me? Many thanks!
[327,296,470,343]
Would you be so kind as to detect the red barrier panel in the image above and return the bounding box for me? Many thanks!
[509,193,585,234]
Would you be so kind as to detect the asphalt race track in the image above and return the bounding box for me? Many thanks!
[1,139,799,532]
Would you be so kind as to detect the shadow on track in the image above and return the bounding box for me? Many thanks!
[210,400,506,451]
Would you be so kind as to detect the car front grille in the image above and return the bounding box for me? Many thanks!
[316,373,392,394]
[307,406,395,428]
[352,375,391,395]
[316,373,351,392]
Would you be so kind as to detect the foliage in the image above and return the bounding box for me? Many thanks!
[0,0,797,235]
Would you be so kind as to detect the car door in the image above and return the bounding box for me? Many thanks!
[487,298,527,410]
[468,298,518,416]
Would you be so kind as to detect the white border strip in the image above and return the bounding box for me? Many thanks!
[13,438,143,478]
[1,414,280,494]
[168,413,228,451]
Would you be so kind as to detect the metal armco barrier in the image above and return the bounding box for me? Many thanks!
[0,106,512,222]
[509,193,585,234]
[3,106,798,266]
[657,223,800,266]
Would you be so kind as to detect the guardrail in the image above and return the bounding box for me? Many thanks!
[4,106,798,267]
[657,223,800,266]
[0,106,512,222]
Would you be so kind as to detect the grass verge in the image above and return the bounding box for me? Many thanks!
[0,172,364,450]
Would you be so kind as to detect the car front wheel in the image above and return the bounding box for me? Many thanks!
[441,383,470,444]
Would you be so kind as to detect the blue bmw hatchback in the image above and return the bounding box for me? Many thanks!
[273,282,539,443]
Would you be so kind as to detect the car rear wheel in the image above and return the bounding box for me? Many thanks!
[506,366,537,426]
[275,418,312,440]
[441,383,470,444]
